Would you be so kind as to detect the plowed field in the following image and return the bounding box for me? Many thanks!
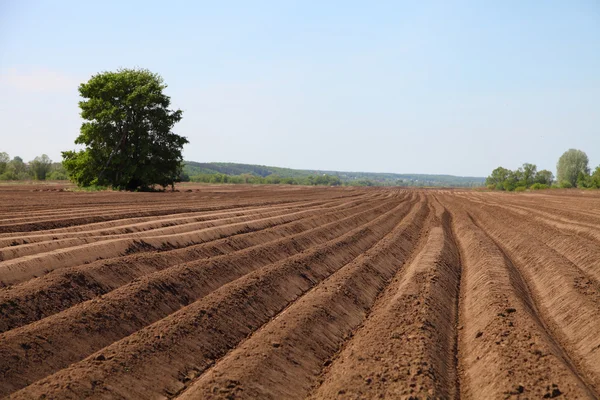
[1,184,599,399]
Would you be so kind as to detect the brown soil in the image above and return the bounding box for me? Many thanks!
[0,185,599,399]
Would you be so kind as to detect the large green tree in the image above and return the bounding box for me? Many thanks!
[63,68,187,190]
[556,149,589,187]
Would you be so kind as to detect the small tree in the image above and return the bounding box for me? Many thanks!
[0,152,9,175]
[63,68,187,190]
[240,173,253,184]
[486,167,510,190]
[503,170,521,191]
[577,171,592,188]
[590,166,600,189]
[520,163,537,187]
[534,169,554,186]
[557,149,589,187]
[11,156,26,174]
[47,163,69,180]
[30,154,52,180]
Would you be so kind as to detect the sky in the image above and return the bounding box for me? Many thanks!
[0,0,598,177]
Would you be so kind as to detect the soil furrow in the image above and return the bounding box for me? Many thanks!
[0,190,360,234]
[460,200,600,393]
[0,197,372,333]
[0,201,328,261]
[9,196,413,399]
[0,199,376,287]
[470,200,600,285]
[309,197,462,399]
[175,195,429,400]
[3,187,600,398]
[0,196,408,397]
[0,199,334,248]
[442,196,595,399]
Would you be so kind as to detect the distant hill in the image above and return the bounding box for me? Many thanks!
[183,161,485,187]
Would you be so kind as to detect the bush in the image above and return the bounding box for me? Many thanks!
[514,186,527,192]
[530,183,549,190]
[503,181,516,191]
[0,171,16,181]
[559,180,573,188]
[47,170,68,180]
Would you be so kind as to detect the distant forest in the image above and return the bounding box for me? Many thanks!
[183,162,485,187]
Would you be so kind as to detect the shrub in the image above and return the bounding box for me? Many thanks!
[559,180,573,188]
[47,170,68,180]
[530,183,549,190]
[503,181,516,191]
[514,186,527,192]
[0,171,16,181]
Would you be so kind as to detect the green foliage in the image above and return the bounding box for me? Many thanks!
[12,156,27,175]
[265,174,281,184]
[486,165,550,192]
[485,167,510,189]
[503,180,516,191]
[30,154,52,180]
[557,149,589,187]
[534,169,554,186]
[0,152,9,175]
[486,157,593,192]
[179,169,190,182]
[576,171,592,188]
[530,183,549,190]
[487,163,541,191]
[189,172,347,186]
[0,153,54,181]
[590,167,600,189]
[184,162,485,187]
[47,163,68,180]
[0,172,14,181]
[559,180,573,189]
[520,163,537,187]
[62,150,98,186]
[62,68,186,190]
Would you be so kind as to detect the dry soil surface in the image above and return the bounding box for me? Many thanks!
[0,184,599,399]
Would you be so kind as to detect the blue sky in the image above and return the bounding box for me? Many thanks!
[0,0,598,176]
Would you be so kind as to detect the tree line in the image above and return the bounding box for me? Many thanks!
[486,149,600,191]
[183,162,485,187]
[0,153,67,181]
[186,173,346,186]
[6,69,597,192]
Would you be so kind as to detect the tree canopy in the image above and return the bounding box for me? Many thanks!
[0,152,9,175]
[30,154,52,180]
[485,163,554,191]
[485,147,600,191]
[556,149,589,187]
[62,68,186,190]
[0,152,66,181]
